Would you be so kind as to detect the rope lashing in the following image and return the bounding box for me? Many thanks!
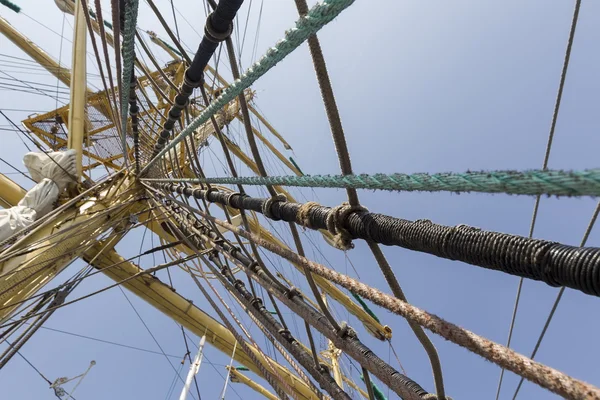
[326,202,368,250]
[156,182,600,297]
[141,0,356,174]
[142,168,600,197]
[297,201,320,229]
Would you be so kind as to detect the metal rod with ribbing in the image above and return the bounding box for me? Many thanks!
[156,182,600,298]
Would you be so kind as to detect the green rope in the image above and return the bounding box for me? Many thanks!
[0,0,20,13]
[142,168,600,197]
[235,366,250,371]
[120,0,139,163]
[360,375,388,400]
[350,292,380,323]
[141,0,355,174]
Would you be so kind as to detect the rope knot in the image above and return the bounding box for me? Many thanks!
[297,201,320,229]
[326,202,368,251]
[262,194,287,220]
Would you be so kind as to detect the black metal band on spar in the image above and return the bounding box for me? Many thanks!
[157,182,600,297]
[151,0,243,159]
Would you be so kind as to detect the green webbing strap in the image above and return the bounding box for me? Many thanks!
[351,292,380,323]
[235,366,250,371]
[361,375,388,400]
[0,0,20,13]
[141,0,355,174]
[142,168,600,197]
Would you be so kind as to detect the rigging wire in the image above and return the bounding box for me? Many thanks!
[0,155,34,182]
[497,1,583,399]
[31,323,184,359]
[117,286,199,400]
[3,339,52,385]
[56,14,66,111]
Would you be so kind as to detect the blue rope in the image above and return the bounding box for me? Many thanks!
[140,0,355,174]
[142,168,600,197]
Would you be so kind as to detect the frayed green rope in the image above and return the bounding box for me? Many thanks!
[142,168,600,197]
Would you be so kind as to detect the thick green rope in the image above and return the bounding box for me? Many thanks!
[360,375,388,400]
[0,0,20,13]
[142,168,600,197]
[140,0,355,174]
[120,0,139,161]
[350,292,381,323]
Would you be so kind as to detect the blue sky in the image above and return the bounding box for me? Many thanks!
[1,0,600,399]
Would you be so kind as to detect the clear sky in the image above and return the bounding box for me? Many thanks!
[1,0,600,399]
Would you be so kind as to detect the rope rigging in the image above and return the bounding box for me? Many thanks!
[159,196,431,400]
[0,0,599,399]
[142,167,600,197]
[162,195,600,400]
